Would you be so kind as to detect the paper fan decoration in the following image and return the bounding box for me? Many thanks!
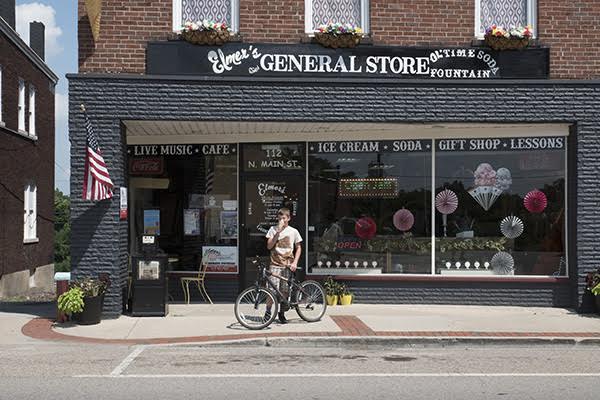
[495,168,512,191]
[500,216,524,239]
[491,251,515,275]
[474,163,497,186]
[468,186,503,211]
[435,189,458,215]
[524,190,547,213]
[355,217,377,240]
[393,209,414,232]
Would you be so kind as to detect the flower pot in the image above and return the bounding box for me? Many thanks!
[596,295,600,316]
[579,290,597,314]
[484,35,530,51]
[326,295,338,306]
[340,294,353,305]
[314,32,361,49]
[73,295,104,325]
[181,30,230,45]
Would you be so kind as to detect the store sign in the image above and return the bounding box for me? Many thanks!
[128,144,236,157]
[147,42,549,79]
[436,137,566,152]
[243,143,305,172]
[339,178,399,198]
[310,140,430,153]
[129,157,164,175]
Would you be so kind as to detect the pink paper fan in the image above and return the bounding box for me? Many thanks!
[435,189,458,215]
[355,217,377,240]
[524,190,547,213]
[393,209,414,232]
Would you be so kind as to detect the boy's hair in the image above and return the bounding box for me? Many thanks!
[278,207,291,217]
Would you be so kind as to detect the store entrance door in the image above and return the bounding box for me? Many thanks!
[239,143,306,290]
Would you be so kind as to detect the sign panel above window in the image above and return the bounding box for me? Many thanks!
[147,41,549,79]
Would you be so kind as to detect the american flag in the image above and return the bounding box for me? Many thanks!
[205,158,214,194]
[82,107,113,201]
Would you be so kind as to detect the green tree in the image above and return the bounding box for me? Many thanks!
[54,189,70,272]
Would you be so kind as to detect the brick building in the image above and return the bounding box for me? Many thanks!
[70,0,600,316]
[0,1,57,298]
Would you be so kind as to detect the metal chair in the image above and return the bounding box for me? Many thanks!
[180,259,212,304]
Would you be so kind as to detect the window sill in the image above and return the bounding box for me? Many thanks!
[301,33,373,45]
[471,38,541,47]
[0,121,5,128]
[23,238,39,244]
[17,129,37,141]
[308,274,569,284]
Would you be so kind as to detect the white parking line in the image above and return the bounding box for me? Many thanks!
[78,373,600,378]
[109,346,146,376]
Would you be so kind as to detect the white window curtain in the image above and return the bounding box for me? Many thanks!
[306,0,369,33]
[28,85,36,137]
[476,0,536,38]
[24,184,37,240]
[18,79,25,132]
[172,0,239,32]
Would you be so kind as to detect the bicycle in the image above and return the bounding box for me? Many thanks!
[234,256,327,330]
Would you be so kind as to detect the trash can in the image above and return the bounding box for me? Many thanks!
[54,272,71,322]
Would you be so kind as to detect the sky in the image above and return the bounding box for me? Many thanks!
[15,0,76,194]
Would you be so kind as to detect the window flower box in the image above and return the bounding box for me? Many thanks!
[484,25,533,51]
[314,23,363,49]
[178,20,230,46]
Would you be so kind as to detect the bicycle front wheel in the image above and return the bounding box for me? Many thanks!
[234,287,278,330]
[294,280,326,322]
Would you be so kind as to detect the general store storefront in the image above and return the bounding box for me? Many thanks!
[69,41,594,316]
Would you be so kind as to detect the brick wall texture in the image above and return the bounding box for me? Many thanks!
[78,0,600,78]
[0,33,55,277]
[68,75,598,316]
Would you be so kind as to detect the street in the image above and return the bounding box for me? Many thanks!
[1,341,599,399]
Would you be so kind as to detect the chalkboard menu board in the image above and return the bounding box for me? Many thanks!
[243,143,305,172]
[338,178,399,198]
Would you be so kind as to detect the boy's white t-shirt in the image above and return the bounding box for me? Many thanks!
[266,225,303,267]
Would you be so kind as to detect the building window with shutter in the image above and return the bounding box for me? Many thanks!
[172,0,239,32]
[18,79,25,132]
[305,0,369,33]
[28,85,36,137]
[24,184,37,242]
[475,0,536,38]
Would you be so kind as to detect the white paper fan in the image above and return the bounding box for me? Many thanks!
[468,186,503,211]
[500,216,524,239]
[491,251,515,275]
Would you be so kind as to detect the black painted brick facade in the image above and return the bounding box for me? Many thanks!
[68,74,599,317]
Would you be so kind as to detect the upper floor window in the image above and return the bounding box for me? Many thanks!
[173,0,239,33]
[24,183,37,242]
[28,85,36,137]
[305,0,369,33]
[476,0,536,38]
[18,79,25,132]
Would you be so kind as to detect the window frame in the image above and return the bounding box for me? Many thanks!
[474,0,537,39]
[0,65,3,126]
[23,184,38,242]
[305,0,370,34]
[172,0,239,33]
[28,85,36,137]
[18,78,25,133]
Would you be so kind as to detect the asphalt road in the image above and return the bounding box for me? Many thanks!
[1,342,599,400]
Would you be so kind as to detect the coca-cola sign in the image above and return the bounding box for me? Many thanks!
[130,158,164,175]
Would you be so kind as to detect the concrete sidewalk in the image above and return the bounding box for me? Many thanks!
[16,304,600,345]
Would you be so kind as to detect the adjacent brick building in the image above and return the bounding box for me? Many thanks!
[0,2,58,298]
[70,0,600,316]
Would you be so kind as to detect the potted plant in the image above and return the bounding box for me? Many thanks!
[57,275,110,325]
[338,283,353,305]
[178,19,230,46]
[314,22,363,49]
[323,276,339,306]
[587,268,600,314]
[484,25,533,51]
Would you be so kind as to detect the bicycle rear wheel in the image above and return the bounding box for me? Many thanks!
[235,287,278,330]
[294,280,326,322]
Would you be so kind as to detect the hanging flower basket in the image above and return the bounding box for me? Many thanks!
[484,25,533,51]
[314,23,363,49]
[179,20,230,46]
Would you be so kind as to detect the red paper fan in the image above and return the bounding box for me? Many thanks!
[355,217,377,240]
[435,189,458,215]
[393,209,414,232]
[524,190,547,213]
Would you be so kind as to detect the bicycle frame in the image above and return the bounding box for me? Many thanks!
[253,261,307,308]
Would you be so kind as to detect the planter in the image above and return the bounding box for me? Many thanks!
[339,294,353,305]
[484,35,530,51]
[326,295,338,306]
[596,295,600,316]
[73,295,104,325]
[579,290,597,314]
[181,29,230,46]
[314,32,361,49]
